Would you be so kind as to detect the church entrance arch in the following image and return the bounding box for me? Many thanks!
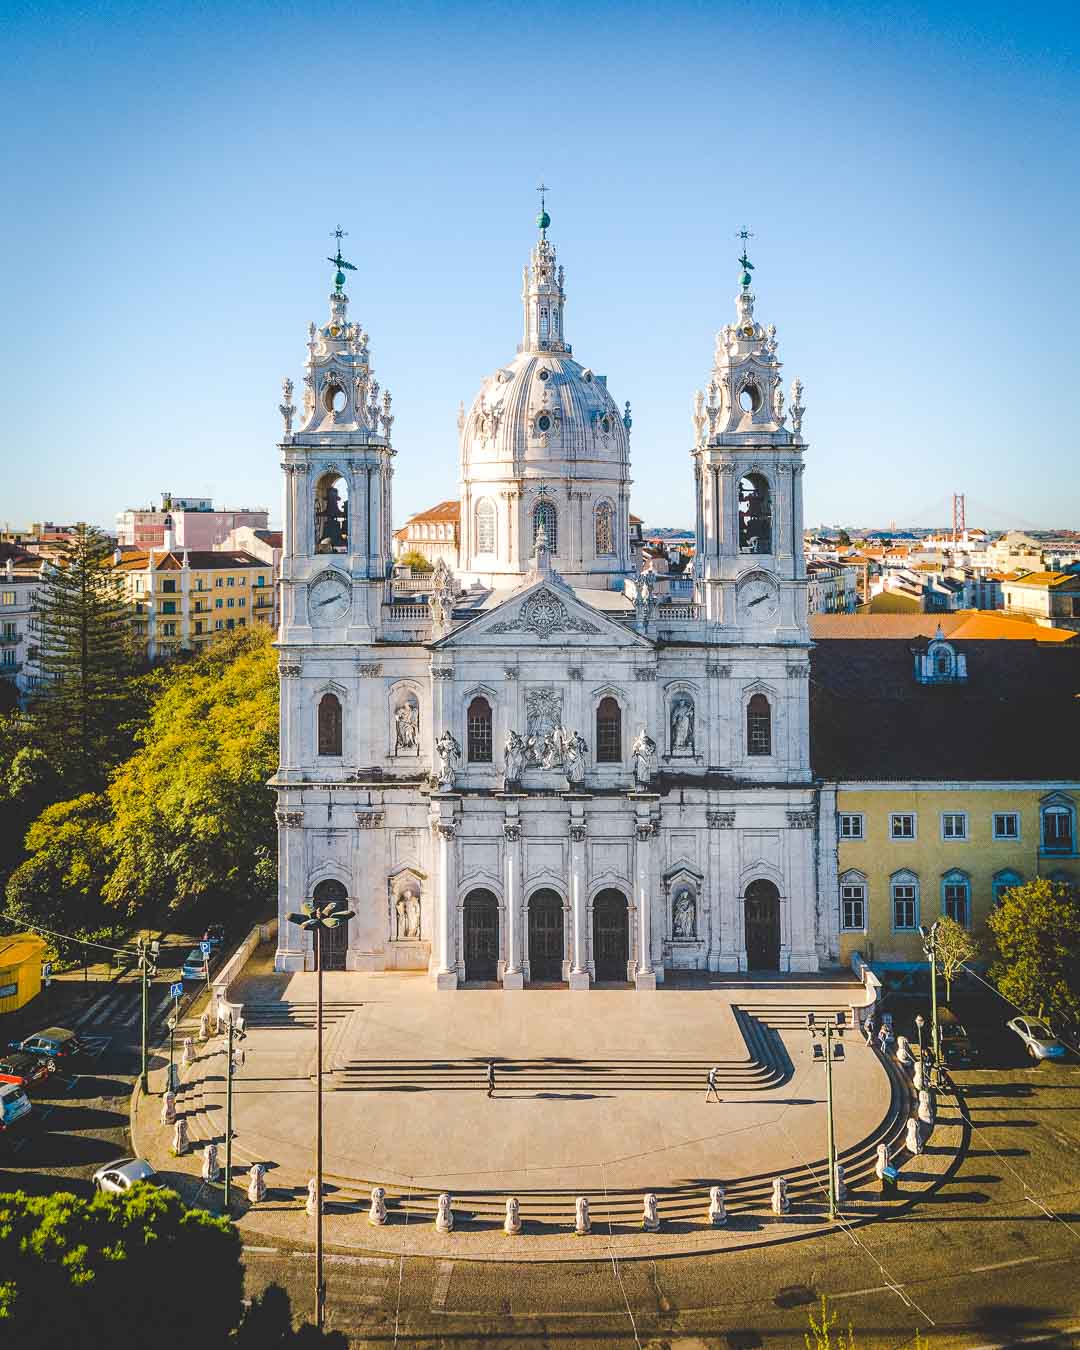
[312,879,349,971]
[463,889,499,983]
[528,889,564,983]
[593,889,630,983]
[744,879,781,972]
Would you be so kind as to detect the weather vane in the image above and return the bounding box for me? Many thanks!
[735,227,755,272]
[536,182,551,236]
[327,226,357,292]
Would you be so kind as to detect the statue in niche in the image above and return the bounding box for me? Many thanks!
[396,886,421,940]
[525,689,563,767]
[433,729,461,791]
[503,730,526,787]
[631,726,657,788]
[670,695,695,756]
[394,698,419,754]
[672,886,696,939]
[561,729,588,789]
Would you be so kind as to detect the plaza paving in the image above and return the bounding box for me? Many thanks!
[133,949,962,1257]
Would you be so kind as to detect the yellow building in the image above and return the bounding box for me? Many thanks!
[112,548,275,660]
[0,933,47,1014]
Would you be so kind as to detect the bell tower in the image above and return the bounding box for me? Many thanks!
[692,240,808,644]
[278,232,396,644]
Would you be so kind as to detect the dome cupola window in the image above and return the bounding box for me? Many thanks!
[534,500,558,553]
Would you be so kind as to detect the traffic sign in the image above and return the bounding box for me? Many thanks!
[42,962,52,987]
[200,941,211,957]
[169,982,184,1000]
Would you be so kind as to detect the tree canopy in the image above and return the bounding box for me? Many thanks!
[987,878,1080,1028]
[934,915,979,1001]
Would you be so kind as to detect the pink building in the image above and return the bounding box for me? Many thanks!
[116,494,269,550]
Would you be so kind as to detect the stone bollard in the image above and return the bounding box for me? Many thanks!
[913,1058,925,1091]
[248,1164,267,1203]
[202,1142,220,1183]
[906,1115,924,1156]
[503,1197,522,1235]
[305,1178,319,1217]
[771,1176,790,1216]
[895,1036,913,1068]
[161,1090,176,1125]
[199,1011,210,1042]
[834,1162,848,1202]
[435,1193,454,1233]
[368,1186,388,1226]
[875,1142,890,1179]
[918,1088,935,1128]
[172,1118,188,1156]
[182,1037,195,1069]
[642,1193,660,1232]
[574,1196,591,1235]
[708,1185,727,1226]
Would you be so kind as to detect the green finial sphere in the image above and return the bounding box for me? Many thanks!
[740,270,752,288]
[537,210,551,231]
[335,270,346,288]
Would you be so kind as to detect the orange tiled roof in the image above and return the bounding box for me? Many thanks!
[1004,571,1080,589]
[111,550,267,572]
[809,611,1075,642]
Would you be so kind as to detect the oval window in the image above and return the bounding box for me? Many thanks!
[601,416,611,434]
[537,415,552,432]
[537,369,550,381]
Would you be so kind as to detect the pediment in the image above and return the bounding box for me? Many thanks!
[436,576,651,650]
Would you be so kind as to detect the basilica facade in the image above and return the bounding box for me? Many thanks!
[272,214,837,985]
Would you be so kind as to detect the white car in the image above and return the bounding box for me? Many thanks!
[93,1157,162,1194]
[1006,1017,1068,1062]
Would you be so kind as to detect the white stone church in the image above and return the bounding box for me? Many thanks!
[272,211,835,985]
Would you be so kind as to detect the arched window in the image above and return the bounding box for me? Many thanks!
[314,472,348,554]
[534,500,558,553]
[839,870,867,931]
[594,501,615,556]
[318,693,343,757]
[941,870,971,927]
[746,693,771,756]
[738,473,772,554]
[475,498,496,556]
[891,871,919,930]
[992,869,1022,905]
[1042,801,1075,855]
[596,697,622,763]
[467,696,493,763]
[934,648,953,677]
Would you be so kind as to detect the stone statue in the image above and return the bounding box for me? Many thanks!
[913,1059,924,1091]
[202,1142,220,1183]
[279,377,296,435]
[641,1193,660,1232]
[248,1164,267,1203]
[182,1037,195,1068]
[405,889,421,940]
[394,699,419,753]
[631,727,657,788]
[631,564,656,627]
[435,1192,454,1233]
[433,729,461,791]
[198,1011,210,1042]
[503,1196,522,1235]
[171,1119,188,1157]
[562,729,587,789]
[906,1115,923,1155]
[672,886,696,939]
[834,1163,847,1202]
[395,895,408,940]
[895,1035,913,1069]
[305,1177,319,1216]
[368,1185,388,1226]
[874,1142,890,1178]
[503,730,526,787]
[771,1176,790,1215]
[708,1185,726,1226]
[918,1088,935,1127]
[670,695,695,755]
[574,1196,591,1235]
[161,1091,176,1126]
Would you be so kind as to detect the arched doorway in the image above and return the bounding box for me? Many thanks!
[744,879,781,971]
[463,889,499,983]
[528,889,564,983]
[593,889,629,983]
[312,879,349,971]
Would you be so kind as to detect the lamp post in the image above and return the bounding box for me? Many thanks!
[919,923,941,1085]
[287,895,354,1333]
[808,1010,847,1221]
[136,935,160,1095]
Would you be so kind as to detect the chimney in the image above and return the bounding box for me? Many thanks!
[113,547,122,565]
[162,514,176,552]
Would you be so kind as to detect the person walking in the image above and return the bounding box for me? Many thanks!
[704,1065,721,1103]
[863,1014,876,1047]
[487,1059,496,1099]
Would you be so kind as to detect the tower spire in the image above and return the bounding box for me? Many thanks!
[327,225,357,295]
[521,188,568,354]
[736,227,755,290]
[536,181,550,238]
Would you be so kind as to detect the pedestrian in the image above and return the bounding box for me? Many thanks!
[487,1059,495,1098]
[878,1022,893,1054]
[863,1014,876,1047]
[704,1065,721,1103]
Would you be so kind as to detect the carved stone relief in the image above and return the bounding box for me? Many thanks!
[487,588,601,641]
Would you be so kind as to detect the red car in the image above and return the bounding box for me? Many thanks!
[0,1051,55,1089]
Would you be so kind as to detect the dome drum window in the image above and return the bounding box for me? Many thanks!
[533,501,558,553]
[475,499,496,556]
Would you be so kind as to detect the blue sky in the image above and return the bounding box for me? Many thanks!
[1,0,1077,533]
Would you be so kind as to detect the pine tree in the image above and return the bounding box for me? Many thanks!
[31,522,135,791]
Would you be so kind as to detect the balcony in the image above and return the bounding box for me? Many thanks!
[0,632,21,646]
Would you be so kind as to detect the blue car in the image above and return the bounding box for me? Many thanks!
[181,948,208,980]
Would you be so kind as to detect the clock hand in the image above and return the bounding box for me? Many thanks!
[316,594,341,606]
[747,594,769,607]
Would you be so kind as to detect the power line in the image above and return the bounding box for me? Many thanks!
[0,908,138,957]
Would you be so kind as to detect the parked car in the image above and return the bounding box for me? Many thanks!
[938,1007,979,1067]
[0,1051,55,1089]
[93,1157,162,1194]
[202,923,226,949]
[12,1026,85,1062]
[181,947,209,980]
[1006,1016,1068,1062]
[0,1082,32,1132]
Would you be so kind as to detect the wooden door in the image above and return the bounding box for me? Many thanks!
[744,880,781,971]
[463,890,499,982]
[528,890,564,982]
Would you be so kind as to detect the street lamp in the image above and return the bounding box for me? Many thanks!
[222,1004,246,1213]
[919,923,941,1085]
[808,1010,847,1221]
[286,895,355,1333]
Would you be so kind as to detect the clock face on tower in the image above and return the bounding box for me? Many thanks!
[737,576,779,625]
[308,572,351,625]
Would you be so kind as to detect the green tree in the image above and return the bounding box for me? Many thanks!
[397,549,433,572]
[935,915,979,1001]
[103,626,277,919]
[31,523,137,792]
[835,529,852,547]
[5,793,112,940]
[0,711,62,894]
[987,878,1080,1028]
[805,1294,857,1349]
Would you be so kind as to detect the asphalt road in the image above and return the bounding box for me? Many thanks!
[4,975,1080,1349]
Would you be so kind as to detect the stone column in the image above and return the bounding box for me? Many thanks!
[634,818,657,990]
[568,816,589,990]
[503,818,524,989]
[274,810,307,971]
[432,813,458,990]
